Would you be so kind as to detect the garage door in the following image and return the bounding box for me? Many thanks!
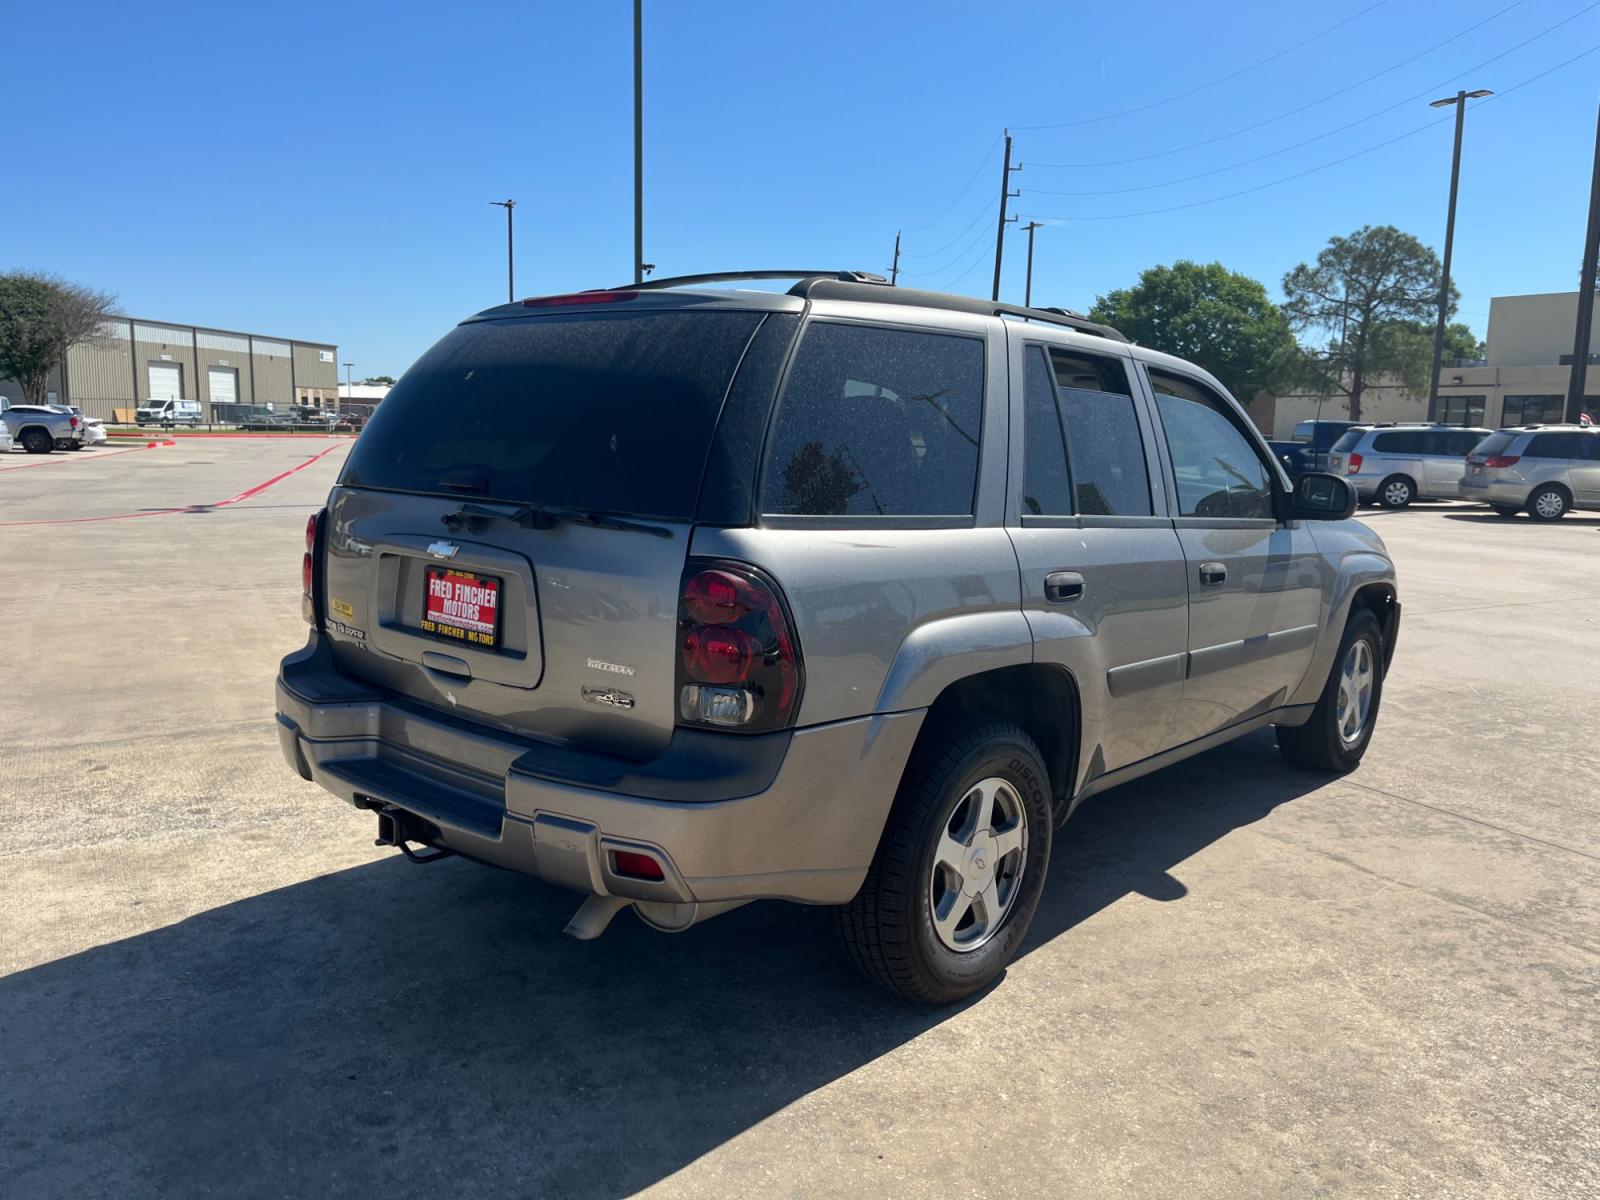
[208,367,238,406]
[148,362,183,401]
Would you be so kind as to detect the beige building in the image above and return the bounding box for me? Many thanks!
[0,315,339,422]
[1249,290,1600,437]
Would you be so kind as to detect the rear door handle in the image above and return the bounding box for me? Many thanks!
[1199,562,1228,587]
[1044,571,1085,603]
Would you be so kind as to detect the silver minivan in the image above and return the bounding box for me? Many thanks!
[1327,423,1492,508]
[1460,426,1600,519]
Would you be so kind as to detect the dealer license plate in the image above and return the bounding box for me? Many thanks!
[421,567,500,647]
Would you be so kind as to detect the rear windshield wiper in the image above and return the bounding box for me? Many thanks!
[442,500,673,539]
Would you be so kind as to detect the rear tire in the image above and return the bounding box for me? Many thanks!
[20,429,52,455]
[1377,475,1415,509]
[1277,610,1385,774]
[1526,485,1569,522]
[834,720,1052,1004]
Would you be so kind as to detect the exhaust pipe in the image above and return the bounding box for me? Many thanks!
[561,896,753,940]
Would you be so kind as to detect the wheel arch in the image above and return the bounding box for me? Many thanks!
[902,663,1082,824]
[1348,581,1399,672]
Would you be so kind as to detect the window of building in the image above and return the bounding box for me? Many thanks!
[1501,395,1564,425]
[760,323,984,518]
[1430,395,1486,426]
[1148,369,1274,520]
[1049,349,1151,517]
[1021,346,1072,516]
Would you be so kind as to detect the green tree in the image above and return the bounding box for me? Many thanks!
[360,375,397,385]
[0,271,117,403]
[1281,225,1450,421]
[1088,260,1295,400]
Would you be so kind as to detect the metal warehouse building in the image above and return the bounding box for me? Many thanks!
[1,316,339,422]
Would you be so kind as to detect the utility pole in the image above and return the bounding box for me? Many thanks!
[490,199,516,301]
[889,230,901,286]
[633,0,645,284]
[1426,88,1492,419]
[1566,98,1600,424]
[991,130,1021,302]
[1021,220,1043,307]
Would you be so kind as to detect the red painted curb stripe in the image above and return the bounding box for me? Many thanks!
[0,444,155,472]
[0,443,346,528]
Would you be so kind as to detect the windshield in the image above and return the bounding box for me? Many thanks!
[341,310,765,520]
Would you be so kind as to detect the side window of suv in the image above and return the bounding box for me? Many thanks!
[1527,432,1579,458]
[1021,346,1072,515]
[760,322,984,518]
[1370,431,1424,454]
[1049,348,1152,516]
[1148,369,1275,520]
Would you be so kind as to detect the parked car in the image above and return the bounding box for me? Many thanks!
[136,398,203,427]
[1325,423,1491,507]
[48,405,107,447]
[1460,425,1600,519]
[1267,419,1361,479]
[0,423,12,454]
[1,404,82,453]
[276,270,1400,1003]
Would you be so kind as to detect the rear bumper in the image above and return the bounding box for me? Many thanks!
[1458,476,1529,505]
[276,633,923,906]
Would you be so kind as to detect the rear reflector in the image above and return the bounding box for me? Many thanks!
[1484,455,1520,468]
[522,290,638,307]
[612,850,665,881]
[302,551,313,595]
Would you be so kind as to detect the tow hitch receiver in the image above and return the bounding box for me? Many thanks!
[372,804,456,864]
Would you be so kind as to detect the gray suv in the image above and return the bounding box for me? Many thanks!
[276,271,1400,1002]
[1326,423,1491,508]
[1459,426,1600,519]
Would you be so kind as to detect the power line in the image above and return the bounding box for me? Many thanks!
[1023,1,1600,199]
[899,209,1000,277]
[902,194,999,258]
[901,136,1002,233]
[1010,0,1393,131]
[934,236,999,293]
[1025,0,1535,169]
[1017,43,1600,224]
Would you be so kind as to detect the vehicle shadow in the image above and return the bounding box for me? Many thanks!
[3,730,1322,1200]
[1441,511,1600,526]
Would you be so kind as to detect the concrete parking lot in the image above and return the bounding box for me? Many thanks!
[3,439,1596,1199]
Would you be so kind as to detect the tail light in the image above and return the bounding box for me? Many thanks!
[676,561,802,733]
[1484,455,1520,468]
[302,508,325,626]
[1345,453,1363,474]
[522,290,638,307]
[69,415,80,429]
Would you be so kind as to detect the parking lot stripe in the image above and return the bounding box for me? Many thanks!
[0,443,346,528]
[0,444,156,472]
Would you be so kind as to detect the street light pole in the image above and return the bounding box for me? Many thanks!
[1021,220,1043,307]
[342,361,353,413]
[1426,88,1492,419]
[634,0,644,283]
[1565,99,1600,424]
[490,199,516,302]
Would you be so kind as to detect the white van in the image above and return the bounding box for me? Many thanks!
[136,398,203,427]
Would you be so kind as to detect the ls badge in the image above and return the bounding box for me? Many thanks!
[582,685,635,711]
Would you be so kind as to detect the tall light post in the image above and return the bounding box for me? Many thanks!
[342,361,353,413]
[633,0,644,283]
[490,199,516,302]
[1426,88,1492,419]
[1565,99,1600,424]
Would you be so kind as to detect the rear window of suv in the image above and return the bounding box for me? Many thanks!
[1470,431,1517,457]
[340,311,764,520]
[1331,429,1365,453]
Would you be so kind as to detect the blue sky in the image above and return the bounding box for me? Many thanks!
[4,0,1598,375]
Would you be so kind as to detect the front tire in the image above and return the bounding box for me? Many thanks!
[834,720,1052,1004]
[1377,475,1415,509]
[1277,610,1385,773]
[1526,485,1569,522]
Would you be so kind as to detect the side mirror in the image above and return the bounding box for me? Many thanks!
[1293,473,1357,520]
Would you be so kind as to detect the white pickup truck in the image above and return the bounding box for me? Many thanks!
[0,402,84,453]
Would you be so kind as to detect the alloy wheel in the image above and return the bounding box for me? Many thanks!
[928,777,1029,953]
[1336,639,1375,748]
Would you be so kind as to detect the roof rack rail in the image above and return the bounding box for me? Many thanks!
[623,270,890,291]
[792,279,1128,342]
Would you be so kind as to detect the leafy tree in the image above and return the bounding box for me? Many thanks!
[1281,225,1451,420]
[360,375,397,385]
[0,271,117,403]
[1088,260,1295,400]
